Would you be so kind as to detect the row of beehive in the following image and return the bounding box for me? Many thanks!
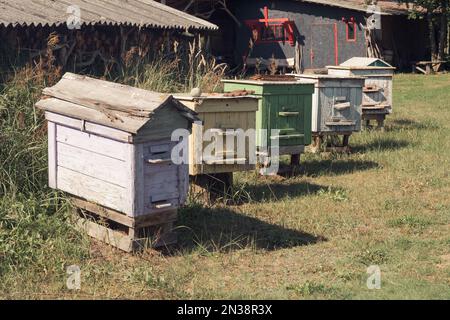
[35,57,394,251]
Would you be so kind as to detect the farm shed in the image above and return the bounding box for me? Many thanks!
[327,57,395,129]
[175,94,259,175]
[0,0,218,75]
[222,77,314,165]
[161,0,429,71]
[36,73,200,251]
[294,73,364,151]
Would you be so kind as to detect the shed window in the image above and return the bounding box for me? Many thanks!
[346,21,357,42]
[244,6,296,46]
[261,24,288,42]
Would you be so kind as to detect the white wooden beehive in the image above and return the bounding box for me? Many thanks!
[36,73,198,218]
[294,74,365,134]
[327,57,395,115]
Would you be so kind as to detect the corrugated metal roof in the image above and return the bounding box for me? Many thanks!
[0,0,218,30]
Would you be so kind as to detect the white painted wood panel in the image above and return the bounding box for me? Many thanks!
[45,112,132,143]
[56,124,128,160]
[48,121,57,189]
[57,142,127,187]
[57,166,127,213]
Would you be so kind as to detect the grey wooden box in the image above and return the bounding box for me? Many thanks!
[36,73,198,218]
[294,74,365,134]
[327,57,395,115]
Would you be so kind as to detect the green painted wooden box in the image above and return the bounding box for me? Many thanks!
[222,79,314,155]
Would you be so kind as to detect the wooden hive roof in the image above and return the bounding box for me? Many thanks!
[339,57,395,68]
[36,73,199,134]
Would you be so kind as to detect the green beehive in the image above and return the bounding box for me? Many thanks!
[222,79,314,157]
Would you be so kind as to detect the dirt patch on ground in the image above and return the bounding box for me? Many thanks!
[437,254,450,270]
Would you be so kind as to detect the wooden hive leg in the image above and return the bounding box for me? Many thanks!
[290,154,300,166]
[342,134,351,154]
[376,115,385,132]
[152,221,178,248]
[191,173,233,203]
[342,134,350,147]
[310,135,322,153]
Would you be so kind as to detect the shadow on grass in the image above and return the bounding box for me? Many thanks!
[301,159,380,176]
[351,138,411,153]
[242,181,324,202]
[387,118,440,132]
[174,204,326,254]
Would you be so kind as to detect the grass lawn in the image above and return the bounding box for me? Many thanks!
[1,73,449,299]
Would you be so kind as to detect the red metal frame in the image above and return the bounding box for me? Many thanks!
[334,23,339,65]
[244,6,296,46]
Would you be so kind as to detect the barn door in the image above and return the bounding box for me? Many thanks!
[310,23,338,68]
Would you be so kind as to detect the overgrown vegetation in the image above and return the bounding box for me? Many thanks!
[0,59,90,281]
[117,38,227,93]
[0,39,227,296]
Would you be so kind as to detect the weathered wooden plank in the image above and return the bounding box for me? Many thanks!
[47,121,57,189]
[126,143,138,217]
[71,197,134,228]
[178,98,258,113]
[57,142,127,187]
[45,112,132,143]
[134,210,178,228]
[57,166,127,213]
[71,197,177,229]
[43,73,170,114]
[56,124,128,160]
[37,98,147,134]
[75,215,133,252]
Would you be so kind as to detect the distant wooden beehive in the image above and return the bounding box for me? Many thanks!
[36,73,198,218]
[327,58,395,116]
[294,74,365,134]
[175,94,258,175]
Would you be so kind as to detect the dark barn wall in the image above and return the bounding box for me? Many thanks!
[380,15,429,69]
[232,0,367,69]
[0,24,204,79]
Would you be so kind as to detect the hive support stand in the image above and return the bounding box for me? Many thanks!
[290,154,301,166]
[310,133,352,154]
[71,197,177,253]
[363,113,386,131]
[190,173,234,204]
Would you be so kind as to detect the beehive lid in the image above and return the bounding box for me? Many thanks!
[174,93,258,101]
[292,73,366,80]
[328,57,395,70]
[221,79,316,85]
[36,73,198,134]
